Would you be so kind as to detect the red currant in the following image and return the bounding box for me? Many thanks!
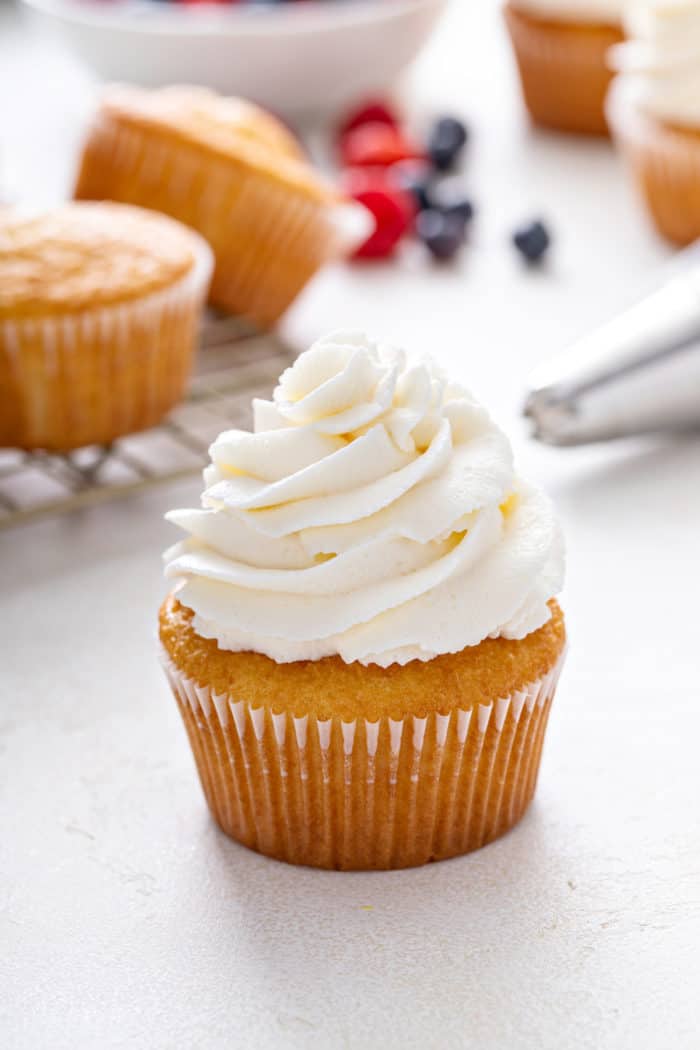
[338,99,399,140]
[340,123,424,170]
[343,169,415,260]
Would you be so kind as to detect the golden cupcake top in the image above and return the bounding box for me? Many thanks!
[160,596,566,722]
[97,85,340,204]
[0,202,200,319]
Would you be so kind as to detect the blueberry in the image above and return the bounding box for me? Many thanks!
[429,179,475,226]
[391,165,433,212]
[428,116,469,172]
[430,117,468,149]
[416,209,466,262]
[445,199,474,225]
[512,220,551,264]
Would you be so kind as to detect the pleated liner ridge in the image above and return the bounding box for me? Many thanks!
[161,650,566,870]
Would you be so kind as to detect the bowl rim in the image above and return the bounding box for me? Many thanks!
[20,0,447,38]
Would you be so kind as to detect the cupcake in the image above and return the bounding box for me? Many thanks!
[608,0,700,245]
[159,331,566,870]
[74,86,365,329]
[504,0,624,135]
[0,202,212,452]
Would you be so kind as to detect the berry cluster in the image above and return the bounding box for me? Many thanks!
[338,98,551,266]
[338,100,473,262]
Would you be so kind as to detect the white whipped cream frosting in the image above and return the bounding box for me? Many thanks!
[164,331,564,667]
[510,0,623,26]
[611,0,700,127]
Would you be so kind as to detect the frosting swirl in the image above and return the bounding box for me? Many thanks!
[164,331,564,667]
[611,0,700,127]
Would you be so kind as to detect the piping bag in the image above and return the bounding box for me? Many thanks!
[524,243,700,445]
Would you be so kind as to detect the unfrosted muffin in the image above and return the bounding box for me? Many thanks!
[159,331,566,870]
[505,0,624,135]
[608,0,700,245]
[74,86,364,329]
[0,202,212,451]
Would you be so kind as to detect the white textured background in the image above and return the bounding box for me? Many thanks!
[1,2,699,1048]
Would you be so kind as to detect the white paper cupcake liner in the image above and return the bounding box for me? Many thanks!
[161,647,566,870]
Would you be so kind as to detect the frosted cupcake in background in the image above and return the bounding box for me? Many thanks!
[608,0,700,244]
[504,0,625,134]
[159,331,566,870]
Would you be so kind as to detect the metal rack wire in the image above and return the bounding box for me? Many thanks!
[0,314,296,529]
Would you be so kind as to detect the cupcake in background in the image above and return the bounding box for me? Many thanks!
[608,0,700,244]
[0,202,212,451]
[504,0,625,135]
[159,331,567,871]
[75,86,367,330]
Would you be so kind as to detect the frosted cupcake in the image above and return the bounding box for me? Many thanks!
[0,202,211,452]
[159,331,566,870]
[75,86,364,329]
[505,0,625,134]
[608,0,700,244]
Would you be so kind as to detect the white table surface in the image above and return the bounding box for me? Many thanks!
[2,2,699,1048]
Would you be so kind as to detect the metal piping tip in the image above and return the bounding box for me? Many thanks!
[523,392,581,447]
[524,256,700,446]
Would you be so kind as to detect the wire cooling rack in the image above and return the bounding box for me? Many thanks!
[0,315,296,529]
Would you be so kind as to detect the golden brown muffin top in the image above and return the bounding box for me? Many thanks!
[0,202,199,320]
[98,85,339,203]
[160,594,566,722]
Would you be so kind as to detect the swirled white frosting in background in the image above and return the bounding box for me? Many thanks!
[610,0,700,126]
[510,0,624,26]
[164,332,564,667]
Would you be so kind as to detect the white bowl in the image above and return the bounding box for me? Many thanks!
[21,0,448,116]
